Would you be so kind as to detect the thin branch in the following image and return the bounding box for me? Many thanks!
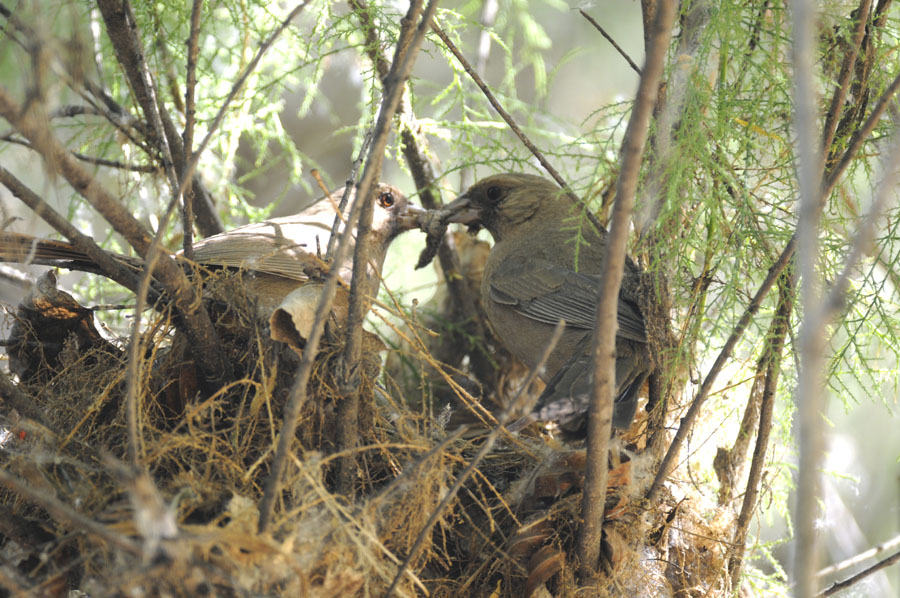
[822,69,900,199]
[817,533,900,579]
[430,23,570,192]
[579,9,642,75]
[256,0,437,531]
[0,264,31,289]
[578,0,675,576]
[0,88,231,394]
[0,134,156,172]
[336,0,440,498]
[0,166,154,301]
[326,131,371,259]
[728,274,794,587]
[384,321,566,598]
[181,0,204,261]
[0,467,142,556]
[817,549,900,597]
[820,0,872,162]
[646,67,900,503]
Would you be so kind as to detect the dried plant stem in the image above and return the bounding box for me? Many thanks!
[257,0,437,529]
[336,0,439,498]
[727,274,794,587]
[817,549,900,597]
[578,0,675,577]
[579,10,641,75]
[0,468,142,556]
[385,322,565,598]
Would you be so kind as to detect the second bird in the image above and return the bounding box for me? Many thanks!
[441,173,652,434]
[0,183,422,314]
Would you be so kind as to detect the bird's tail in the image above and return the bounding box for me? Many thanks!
[611,368,650,429]
[0,232,141,275]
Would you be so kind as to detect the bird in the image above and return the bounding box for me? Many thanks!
[438,173,652,434]
[0,183,424,315]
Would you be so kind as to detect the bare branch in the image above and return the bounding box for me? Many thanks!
[578,0,675,576]
[181,0,204,260]
[579,10,641,75]
[257,0,438,530]
[821,0,872,161]
[0,134,156,172]
[818,549,900,597]
[817,533,900,579]
[0,467,142,556]
[728,274,794,587]
[336,0,440,498]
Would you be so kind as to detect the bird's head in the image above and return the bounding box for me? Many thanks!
[368,183,425,243]
[441,173,576,241]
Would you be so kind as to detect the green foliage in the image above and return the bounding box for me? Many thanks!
[3,0,900,593]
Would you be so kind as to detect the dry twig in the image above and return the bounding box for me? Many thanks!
[578,0,675,576]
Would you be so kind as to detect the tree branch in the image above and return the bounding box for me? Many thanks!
[0,88,231,394]
[578,0,675,577]
[817,549,900,597]
[336,0,440,498]
[95,0,223,236]
[257,0,438,528]
[727,273,794,587]
[646,66,900,504]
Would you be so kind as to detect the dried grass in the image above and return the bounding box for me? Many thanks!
[0,270,736,597]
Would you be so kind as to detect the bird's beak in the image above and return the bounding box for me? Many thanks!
[440,193,481,225]
[398,203,427,230]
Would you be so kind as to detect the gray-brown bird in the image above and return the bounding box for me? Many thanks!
[0,183,423,314]
[439,173,651,434]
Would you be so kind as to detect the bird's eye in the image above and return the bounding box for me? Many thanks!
[378,191,395,208]
[486,186,503,203]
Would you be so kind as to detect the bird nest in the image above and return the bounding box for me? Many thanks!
[0,267,732,598]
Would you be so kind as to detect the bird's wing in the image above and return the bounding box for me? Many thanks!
[488,256,646,342]
[189,219,333,282]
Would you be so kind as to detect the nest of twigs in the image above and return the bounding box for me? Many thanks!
[0,268,731,598]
